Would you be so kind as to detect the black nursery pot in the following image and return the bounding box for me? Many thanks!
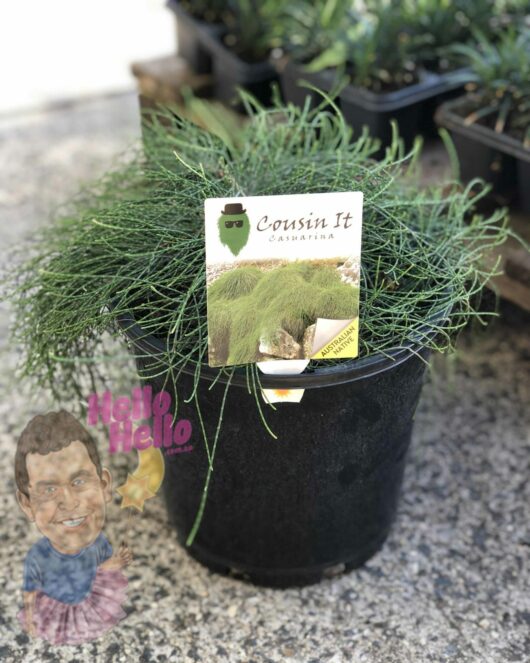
[280,62,470,152]
[278,60,339,111]
[340,71,450,153]
[436,96,530,212]
[119,312,430,588]
[208,38,278,108]
[167,0,224,74]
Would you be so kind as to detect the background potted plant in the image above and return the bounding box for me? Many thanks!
[436,27,530,211]
[168,0,228,74]
[169,0,282,106]
[6,101,510,587]
[207,0,282,106]
[278,0,520,147]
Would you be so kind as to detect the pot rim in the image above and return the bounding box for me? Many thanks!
[116,307,447,390]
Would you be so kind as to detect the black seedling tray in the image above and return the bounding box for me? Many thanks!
[167,0,224,74]
[436,96,530,213]
[279,61,470,151]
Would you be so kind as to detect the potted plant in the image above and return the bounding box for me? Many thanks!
[169,0,282,106]
[436,27,530,212]
[279,0,502,147]
[207,0,282,106]
[275,0,356,110]
[168,0,227,74]
[6,102,509,587]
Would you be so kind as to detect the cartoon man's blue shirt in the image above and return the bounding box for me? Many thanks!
[22,532,112,604]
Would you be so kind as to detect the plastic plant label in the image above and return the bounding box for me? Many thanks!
[204,191,363,368]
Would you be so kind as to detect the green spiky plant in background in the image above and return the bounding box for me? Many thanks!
[305,7,421,91]
[397,0,496,71]
[452,27,530,146]
[284,0,527,87]
[278,0,358,65]
[4,97,511,542]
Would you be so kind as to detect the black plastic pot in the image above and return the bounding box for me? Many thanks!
[208,38,278,108]
[118,311,432,588]
[279,61,470,151]
[278,60,340,111]
[340,71,462,152]
[418,68,471,136]
[167,0,224,74]
[436,96,530,213]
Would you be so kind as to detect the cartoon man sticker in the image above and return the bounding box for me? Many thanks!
[15,410,132,645]
[218,202,250,256]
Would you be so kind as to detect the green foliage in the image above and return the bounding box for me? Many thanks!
[309,265,341,288]
[304,3,423,90]
[208,267,262,301]
[221,0,287,62]
[296,0,516,88]
[208,301,232,362]
[279,0,357,64]
[398,0,496,70]
[454,27,530,144]
[226,298,262,364]
[4,100,510,403]
[314,285,360,319]
[208,262,358,364]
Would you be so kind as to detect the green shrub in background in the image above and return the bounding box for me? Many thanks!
[305,6,421,91]
[284,0,529,90]
[453,27,530,145]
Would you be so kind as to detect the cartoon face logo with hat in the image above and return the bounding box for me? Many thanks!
[218,202,250,257]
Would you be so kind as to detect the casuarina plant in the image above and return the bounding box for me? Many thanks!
[7,101,509,398]
[5,99,511,582]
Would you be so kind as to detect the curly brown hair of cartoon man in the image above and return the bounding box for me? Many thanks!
[15,409,103,496]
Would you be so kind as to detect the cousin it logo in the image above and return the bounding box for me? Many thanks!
[87,387,193,456]
[218,203,251,256]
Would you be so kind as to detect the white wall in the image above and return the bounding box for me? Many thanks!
[0,0,175,114]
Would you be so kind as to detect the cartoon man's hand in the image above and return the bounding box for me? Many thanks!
[118,543,133,567]
[100,544,133,571]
